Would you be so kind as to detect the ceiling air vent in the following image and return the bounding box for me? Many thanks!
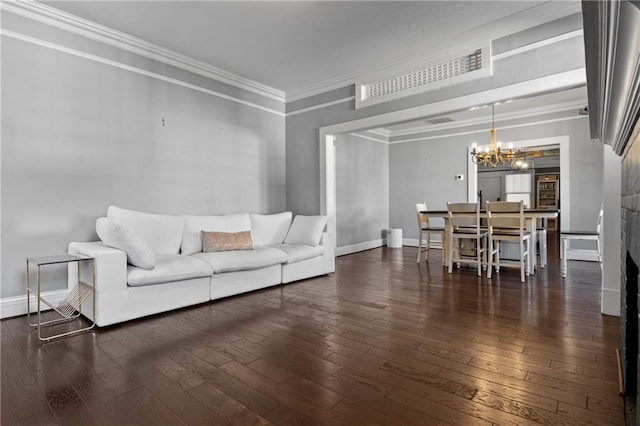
[427,116,454,125]
[356,46,489,109]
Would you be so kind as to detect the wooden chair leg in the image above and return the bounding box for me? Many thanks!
[426,233,431,261]
[482,237,487,271]
[448,234,455,274]
[476,238,481,277]
[562,237,568,277]
[538,230,548,268]
[520,241,525,283]
[417,230,422,263]
[487,238,493,279]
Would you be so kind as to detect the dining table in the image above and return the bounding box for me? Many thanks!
[420,208,559,275]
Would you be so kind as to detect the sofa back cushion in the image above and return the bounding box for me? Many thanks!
[250,212,293,247]
[284,215,327,246]
[96,217,156,269]
[182,213,251,255]
[107,206,184,255]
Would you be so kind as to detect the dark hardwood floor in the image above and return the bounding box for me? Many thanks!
[1,236,624,425]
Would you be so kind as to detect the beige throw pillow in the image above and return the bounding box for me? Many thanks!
[201,231,253,252]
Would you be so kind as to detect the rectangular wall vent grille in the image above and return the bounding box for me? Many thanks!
[427,116,454,125]
[357,48,487,108]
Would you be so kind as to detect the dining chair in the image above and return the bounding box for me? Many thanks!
[446,202,487,276]
[486,201,532,283]
[560,206,603,278]
[416,203,445,264]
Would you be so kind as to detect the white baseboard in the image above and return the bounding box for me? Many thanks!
[565,249,600,262]
[601,287,621,316]
[0,289,68,319]
[336,239,385,256]
[336,238,445,256]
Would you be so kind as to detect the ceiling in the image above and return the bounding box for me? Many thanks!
[43,1,582,98]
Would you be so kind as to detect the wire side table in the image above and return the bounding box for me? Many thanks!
[26,254,96,342]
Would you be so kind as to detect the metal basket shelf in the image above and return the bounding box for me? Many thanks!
[55,282,93,318]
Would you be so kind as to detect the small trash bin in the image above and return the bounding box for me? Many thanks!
[387,228,403,248]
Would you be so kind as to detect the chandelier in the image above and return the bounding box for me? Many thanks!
[470,105,516,168]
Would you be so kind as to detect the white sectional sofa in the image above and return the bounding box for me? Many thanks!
[68,206,334,326]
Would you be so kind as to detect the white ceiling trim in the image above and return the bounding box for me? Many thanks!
[1,1,286,103]
[347,132,389,145]
[386,99,587,137]
[367,129,392,138]
[389,115,587,145]
[1,28,285,117]
[286,96,355,117]
[492,29,584,61]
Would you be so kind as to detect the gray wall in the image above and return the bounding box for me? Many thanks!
[335,134,389,247]
[389,117,603,240]
[1,16,285,298]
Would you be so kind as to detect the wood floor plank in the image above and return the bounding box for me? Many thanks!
[220,360,351,424]
[436,367,559,412]
[438,364,589,408]
[385,388,494,426]
[557,400,623,425]
[332,397,412,425]
[472,389,584,426]
[188,383,270,425]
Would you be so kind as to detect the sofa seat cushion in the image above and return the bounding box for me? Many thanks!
[273,244,324,264]
[193,247,287,273]
[127,254,213,287]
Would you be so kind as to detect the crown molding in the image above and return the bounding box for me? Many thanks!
[366,128,391,138]
[1,0,286,103]
[286,96,354,117]
[385,99,587,138]
[582,0,640,155]
[2,28,285,117]
[348,132,389,145]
